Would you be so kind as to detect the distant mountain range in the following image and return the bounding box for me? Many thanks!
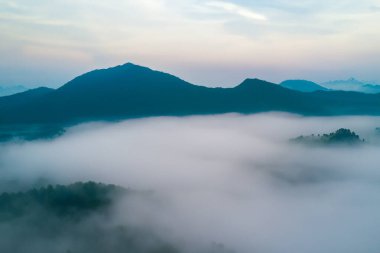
[321,78,380,93]
[280,80,328,92]
[280,78,380,94]
[1,63,380,127]
[0,85,28,97]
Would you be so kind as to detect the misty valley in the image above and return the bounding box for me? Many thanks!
[2,0,380,251]
[1,113,380,253]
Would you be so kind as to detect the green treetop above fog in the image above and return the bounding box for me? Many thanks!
[292,128,364,145]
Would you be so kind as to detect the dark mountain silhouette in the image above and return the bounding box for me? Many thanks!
[1,63,380,127]
[0,87,54,111]
[280,80,328,92]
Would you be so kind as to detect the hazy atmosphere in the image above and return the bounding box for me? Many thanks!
[1,0,379,252]
[1,0,380,87]
[1,114,380,252]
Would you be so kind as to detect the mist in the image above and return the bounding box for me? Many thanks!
[1,113,380,253]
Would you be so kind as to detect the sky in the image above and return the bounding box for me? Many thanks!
[0,0,380,88]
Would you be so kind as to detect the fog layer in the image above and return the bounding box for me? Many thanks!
[1,113,380,253]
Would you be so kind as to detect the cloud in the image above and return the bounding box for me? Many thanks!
[370,5,380,11]
[1,113,380,252]
[0,13,73,26]
[1,0,380,87]
[205,1,267,21]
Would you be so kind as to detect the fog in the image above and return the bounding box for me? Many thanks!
[1,113,380,253]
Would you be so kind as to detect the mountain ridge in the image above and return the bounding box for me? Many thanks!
[321,78,380,93]
[280,80,329,92]
[1,63,380,126]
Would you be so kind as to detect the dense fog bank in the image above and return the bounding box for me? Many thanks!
[1,113,380,253]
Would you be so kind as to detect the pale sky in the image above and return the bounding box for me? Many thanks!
[1,0,380,87]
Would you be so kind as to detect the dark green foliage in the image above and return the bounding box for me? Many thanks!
[323,128,362,143]
[0,182,180,253]
[0,182,124,221]
[0,124,65,142]
[292,128,364,145]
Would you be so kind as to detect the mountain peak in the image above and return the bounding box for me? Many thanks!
[57,62,194,94]
[110,62,152,72]
[348,77,358,82]
[235,78,275,89]
[122,62,137,67]
[121,62,145,68]
[324,77,363,85]
[280,80,328,92]
[3,63,380,125]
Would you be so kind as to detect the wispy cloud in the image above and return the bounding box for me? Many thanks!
[1,0,380,87]
[370,5,380,12]
[0,13,73,26]
[205,1,267,21]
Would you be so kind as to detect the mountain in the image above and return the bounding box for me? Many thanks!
[321,78,380,93]
[0,87,54,109]
[0,85,28,97]
[280,80,328,92]
[1,63,380,127]
[361,84,380,94]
